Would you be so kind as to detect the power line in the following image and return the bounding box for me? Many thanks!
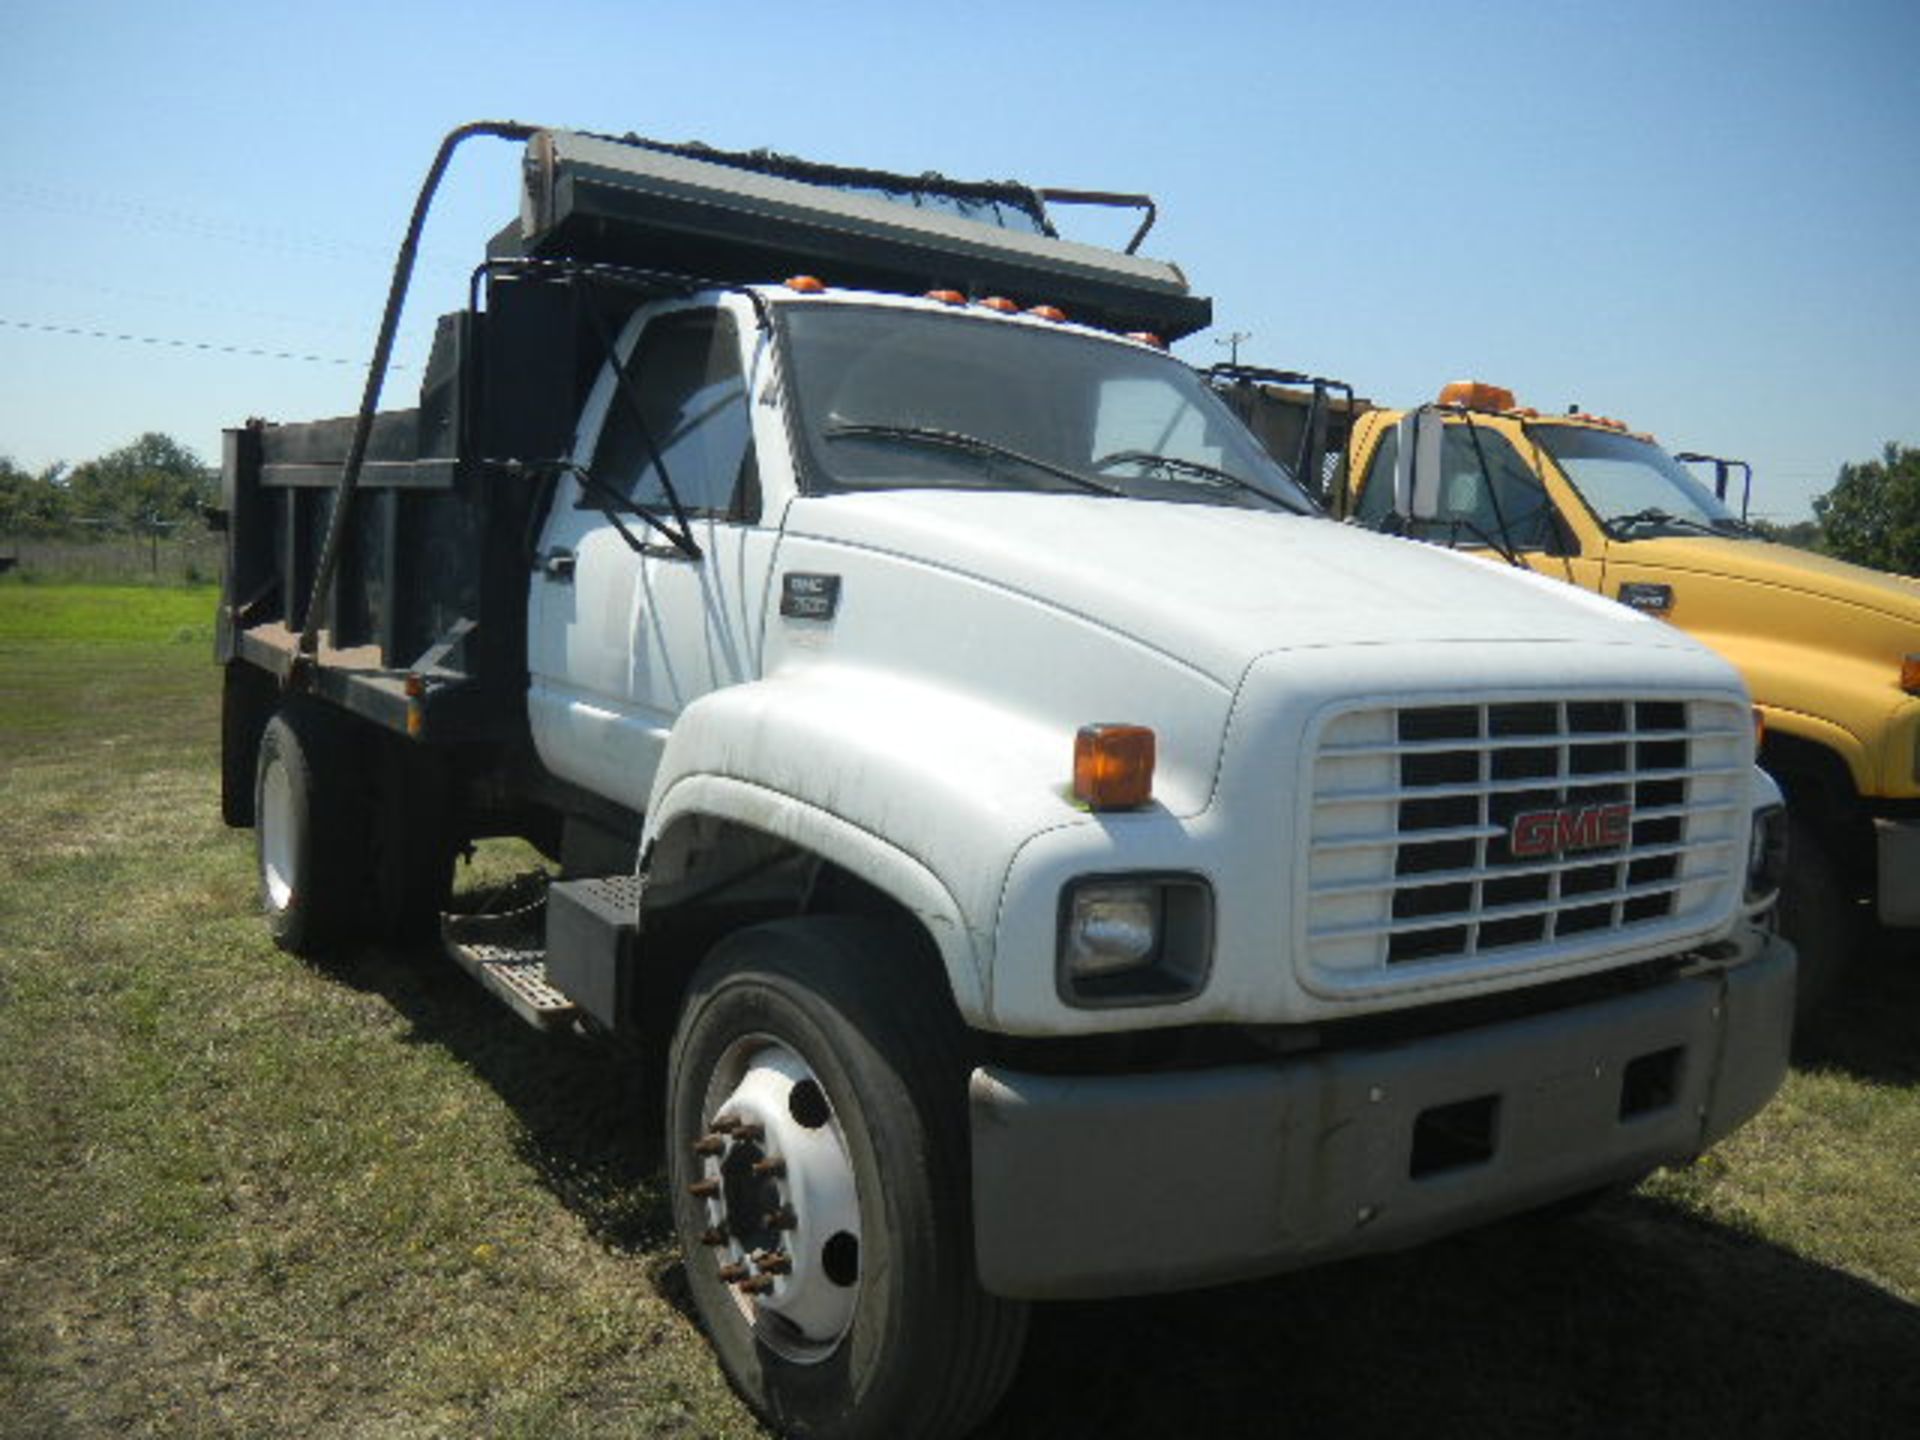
[0,316,411,370]
[0,179,468,275]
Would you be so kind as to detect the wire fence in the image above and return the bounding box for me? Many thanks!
[0,531,225,585]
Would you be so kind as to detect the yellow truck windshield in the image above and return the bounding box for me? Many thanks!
[1532,426,1752,539]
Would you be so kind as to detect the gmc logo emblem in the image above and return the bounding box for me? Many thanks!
[1509,802,1632,858]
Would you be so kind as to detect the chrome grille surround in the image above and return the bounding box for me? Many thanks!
[1303,694,1750,998]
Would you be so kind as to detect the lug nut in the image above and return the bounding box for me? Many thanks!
[691,1135,726,1157]
[756,1251,793,1276]
[687,1178,720,1200]
[752,1156,786,1179]
[717,1261,749,1283]
[699,1225,729,1247]
[734,1122,766,1143]
[764,1205,798,1232]
[738,1275,776,1296]
[711,1115,741,1134]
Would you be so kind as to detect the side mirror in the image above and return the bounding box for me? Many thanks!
[1391,409,1445,521]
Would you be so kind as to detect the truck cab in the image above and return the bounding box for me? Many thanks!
[1340,382,1920,1012]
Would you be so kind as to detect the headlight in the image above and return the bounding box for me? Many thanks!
[1057,875,1212,1007]
[1746,803,1788,904]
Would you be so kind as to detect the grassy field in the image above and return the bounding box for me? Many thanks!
[2,582,1917,1438]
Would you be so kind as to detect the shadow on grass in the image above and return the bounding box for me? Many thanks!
[980,1195,1920,1438]
[1795,924,1920,1087]
[302,937,675,1257]
[303,930,1920,1438]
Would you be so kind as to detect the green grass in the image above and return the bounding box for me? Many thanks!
[2,583,1917,1437]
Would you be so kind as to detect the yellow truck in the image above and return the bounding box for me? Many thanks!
[1292,379,1920,1018]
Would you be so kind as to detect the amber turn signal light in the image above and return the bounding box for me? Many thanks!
[1074,724,1156,810]
[1901,654,1920,695]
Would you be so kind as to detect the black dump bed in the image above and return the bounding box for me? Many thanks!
[217,126,1211,742]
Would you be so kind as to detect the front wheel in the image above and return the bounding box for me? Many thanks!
[1776,812,1860,1036]
[666,918,1027,1440]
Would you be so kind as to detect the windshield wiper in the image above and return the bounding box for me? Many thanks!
[1091,449,1303,512]
[1604,507,1724,540]
[826,421,1122,496]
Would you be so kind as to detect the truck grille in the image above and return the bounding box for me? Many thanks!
[1304,697,1750,991]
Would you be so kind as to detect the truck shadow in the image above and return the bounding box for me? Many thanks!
[981,1196,1920,1438]
[310,935,1920,1438]
[313,937,675,1255]
[1794,923,1920,1087]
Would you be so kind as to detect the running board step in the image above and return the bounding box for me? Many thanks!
[441,902,578,1032]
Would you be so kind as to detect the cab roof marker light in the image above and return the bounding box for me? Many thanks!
[924,289,967,306]
[977,296,1019,314]
[1125,331,1166,349]
[1074,724,1156,811]
[1901,655,1920,695]
[1026,304,1068,322]
[784,275,827,293]
[1437,380,1517,413]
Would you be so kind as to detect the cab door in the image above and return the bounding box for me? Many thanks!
[528,298,778,814]
[1349,416,1606,591]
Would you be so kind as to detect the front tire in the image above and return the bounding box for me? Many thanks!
[666,918,1027,1440]
[1776,812,1859,1034]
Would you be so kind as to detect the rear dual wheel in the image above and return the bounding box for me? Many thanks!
[254,700,452,954]
[667,918,1027,1439]
[255,700,371,954]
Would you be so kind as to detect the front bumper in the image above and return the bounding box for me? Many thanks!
[1876,817,1920,927]
[969,926,1794,1301]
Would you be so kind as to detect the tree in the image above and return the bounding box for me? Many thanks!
[1812,443,1920,576]
[62,433,214,532]
[0,455,73,536]
[1749,517,1822,551]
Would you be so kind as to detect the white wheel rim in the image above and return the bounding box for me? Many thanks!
[259,755,297,913]
[693,1036,864,1364]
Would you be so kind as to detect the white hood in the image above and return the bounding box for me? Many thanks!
[783,489,1702,686]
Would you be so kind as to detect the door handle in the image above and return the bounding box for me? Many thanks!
[541,548,576,581]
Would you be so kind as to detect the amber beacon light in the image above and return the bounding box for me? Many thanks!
[1074,724,1156,810]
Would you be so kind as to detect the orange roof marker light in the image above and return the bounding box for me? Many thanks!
[1074,724,1156,811]
[783,275,827,294]
[925,289,967,306]
[1437,380,1517,412]
[1901,654,1920,695]
[977,296,1020,314]
[1125,331,1166,349]
[1026,304,1068,323]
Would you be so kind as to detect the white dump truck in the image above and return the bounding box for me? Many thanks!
[215,124,1794,1438]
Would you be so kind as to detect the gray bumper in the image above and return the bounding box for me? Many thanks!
[969,929,1795,1301]
[1876,817,1920,927]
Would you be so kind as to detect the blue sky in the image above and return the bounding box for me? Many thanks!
[2,0,1913,521]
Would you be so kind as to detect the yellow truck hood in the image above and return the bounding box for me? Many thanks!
[1606,536,1920,794]
[1620,536,1920,624]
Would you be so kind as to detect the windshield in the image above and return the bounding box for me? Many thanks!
[779,303,1316,513]
[1530,425,1749,537]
